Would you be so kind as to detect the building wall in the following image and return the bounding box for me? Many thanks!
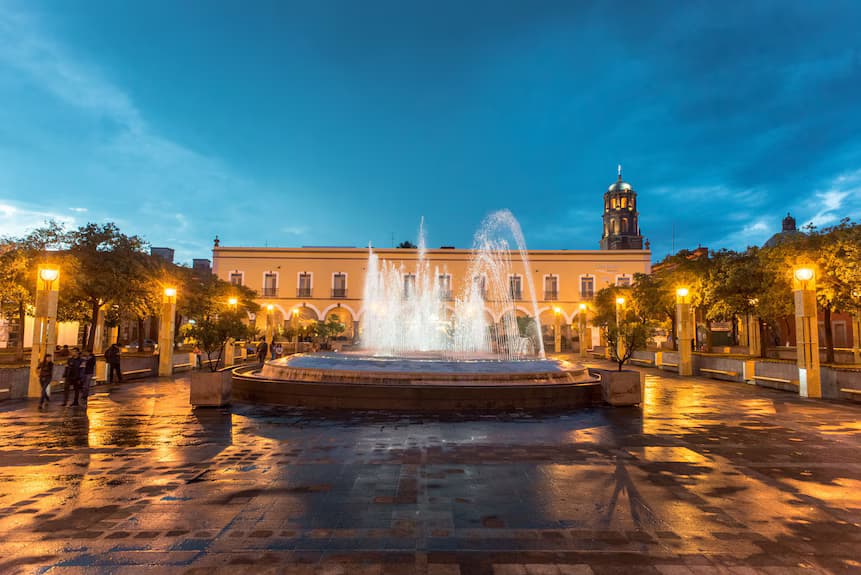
[212,246,651,332]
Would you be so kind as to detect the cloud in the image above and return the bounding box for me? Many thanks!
[69,207,87,213]
[805,168,861,228]
[0,199,77,238]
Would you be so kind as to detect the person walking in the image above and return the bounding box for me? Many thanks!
[193,344,203,370]
[104,343,123,384]
[81,350,96,407]
[62,348,84,407]
[37,356,54,410]
[256,338,269,364]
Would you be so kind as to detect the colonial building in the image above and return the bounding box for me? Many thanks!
[210,171,651,342]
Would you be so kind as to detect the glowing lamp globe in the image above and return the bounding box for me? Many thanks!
[164,287,177,298]
[794,268,814,282]
[39,268,59,282]
[676,287,689,298]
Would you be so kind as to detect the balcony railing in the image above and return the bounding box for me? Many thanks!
[544,290,558,301]
[580,291,595,300]
[296,287,312,298]
[331,288,347,299]
[510,291,522,301]
[439,290,453,301]
[262,287,278,297]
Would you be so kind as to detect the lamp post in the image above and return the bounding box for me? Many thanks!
[747,298,762,357]
[28,267,60,397]
[265,304,274,344]
[158,287,177,377]
[793,267,821,398]
[292,308,300,353]
[552,307,562,354]
[849,290,861,365]
[578,303,588,359]
[676,287,693,376]
[224,297,239,367]
[615,296,626,361]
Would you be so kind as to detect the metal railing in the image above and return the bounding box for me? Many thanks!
[331,288,347,298]
[544,290,558,301]
[261,287,278,297]
[296,287,312,298]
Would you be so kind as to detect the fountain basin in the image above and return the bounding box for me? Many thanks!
[233,352,601,410]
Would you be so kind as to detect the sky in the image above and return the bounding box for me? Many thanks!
[1,0,860,264]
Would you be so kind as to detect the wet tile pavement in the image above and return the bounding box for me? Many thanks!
[1,361,860,574]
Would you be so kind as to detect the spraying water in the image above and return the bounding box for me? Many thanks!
[361,210,545,360]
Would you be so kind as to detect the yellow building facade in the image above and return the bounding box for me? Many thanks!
[211,245,651,343]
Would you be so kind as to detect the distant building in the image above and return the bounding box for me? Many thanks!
[600,167,644,250]
[192,258,212,275]
[151,247,175,263]
[763,213,805,248]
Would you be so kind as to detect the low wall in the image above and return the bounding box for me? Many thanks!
[769,346,859,364]
[693,355,747,382]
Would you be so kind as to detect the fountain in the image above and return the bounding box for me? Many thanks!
[233,210,600,410]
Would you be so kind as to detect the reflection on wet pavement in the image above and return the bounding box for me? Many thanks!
[1,365,860,574]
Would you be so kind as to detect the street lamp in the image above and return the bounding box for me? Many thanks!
[228,297,238,308]
[164,287,177,300]
[292,308,300,352]
[793,266,820,397]
[675,287,693,376]
[158,287,177,376]
[553,306,562,353]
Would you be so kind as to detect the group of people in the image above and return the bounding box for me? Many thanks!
[36,343,124,410]
[255,338,320,363]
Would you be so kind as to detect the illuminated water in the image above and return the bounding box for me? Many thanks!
[361,210,545,360]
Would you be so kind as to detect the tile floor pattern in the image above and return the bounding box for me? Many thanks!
[0,361,860,574]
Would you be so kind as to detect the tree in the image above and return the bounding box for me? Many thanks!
[396,241,417,249]
[64,223,151,351]
[593,285,649,370]
[184,311,251,371]
[0,221,67,360]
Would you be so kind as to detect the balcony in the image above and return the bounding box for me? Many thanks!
[510,291,522,301]
[261,287,278,297]
[544,290,558,301]
[439,290,453,301]
[331,288,347,299]
[579,291,595,300]
[296,287,312,298]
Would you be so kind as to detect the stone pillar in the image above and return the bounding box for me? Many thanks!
[28,267,60,397]
[737,315,748,347]
[793,268,821,398]
[852,313,861,365]
[158,288,177,377]
[224,338,235,367]
[747,315,761,357]
[264,305,274,343]
[676,289,693,376]
[553,310,562,354]
[578,306,588,359]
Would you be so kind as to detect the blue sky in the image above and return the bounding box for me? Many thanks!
[1,0,860,263]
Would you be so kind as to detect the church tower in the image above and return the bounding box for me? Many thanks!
[600,166,644,250]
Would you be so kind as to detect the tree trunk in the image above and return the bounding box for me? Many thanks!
[137,317,145,351]
[668,311,677,351]
[87,300,100,351]
[760,319,768,359]
[14,300,25,361]
[823,306,834,364]
[732,315,738,346]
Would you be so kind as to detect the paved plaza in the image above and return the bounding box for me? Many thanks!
[1,363,860,574]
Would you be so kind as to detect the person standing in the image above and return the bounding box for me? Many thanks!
[37,356,54,410]
[193,344,203,370]
[104,343,123,384]
[256,338,268,364]
[81,350,96,408]
[62,348,84,407]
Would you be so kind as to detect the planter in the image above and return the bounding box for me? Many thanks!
[588,368,643,406]
[190,369,232,407]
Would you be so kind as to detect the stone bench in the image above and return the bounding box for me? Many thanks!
[839,388,861,400]
[699,368,739,377]
[629,358,654,366]
[122,369,152,377]
[754,375,797,385]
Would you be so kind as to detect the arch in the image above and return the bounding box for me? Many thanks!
[613,218,619,234]
[537,305,571,325]
[285,303,322,321]
[320,303,358,321]
[622,217,629,233]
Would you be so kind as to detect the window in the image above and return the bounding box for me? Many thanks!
[473,275,487,299]
[616,275,631,287]
[580,276,594,299]
[544,275,558,301]
[621,196,627,208]
[263,272,278,297]
[229,271,243,286]
[297,273,312,298]
[613,219,619,234]
[509,275,522,301]
[438,274,452,300]
[332,273,347,298]
[404,274,416,298]
[622,218,629,233]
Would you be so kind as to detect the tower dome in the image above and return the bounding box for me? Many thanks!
[600,166,645,251]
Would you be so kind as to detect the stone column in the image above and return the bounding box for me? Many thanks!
[578,304,588,359]
[747,315,762,357]
[737,315,748,347]
[28,267,60,397]
[676,288,693,376]
[224,338,235,367]
[264,305,274,344]
[158,288,177,377]
[793,268,820,398]
[553,309,562,354]
[852,313,861,365]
